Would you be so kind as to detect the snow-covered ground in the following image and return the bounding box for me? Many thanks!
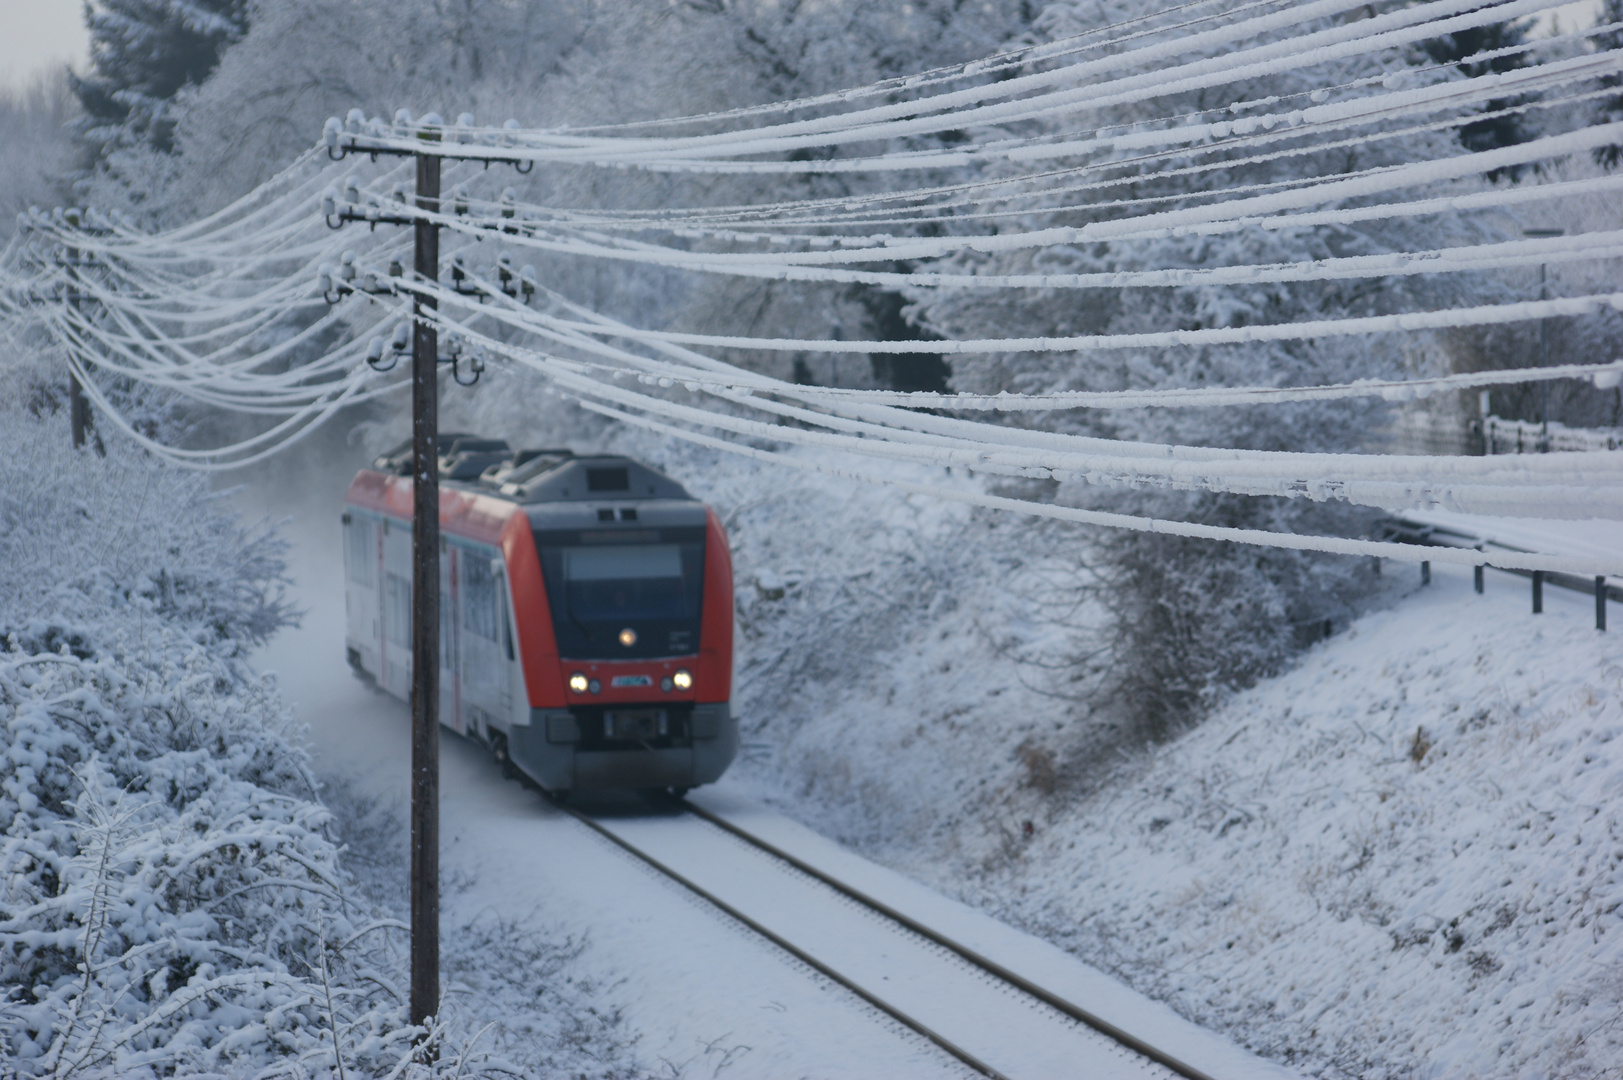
[724,522,1623,1077]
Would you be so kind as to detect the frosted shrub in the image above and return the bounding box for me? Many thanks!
[0,413,294,651]
[0,411,505,1077]
[1089,493,1381,742]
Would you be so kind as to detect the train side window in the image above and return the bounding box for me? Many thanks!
[500,577,514,661]
[440,588,454,670]
[462,553,500,642]
[347,517,375,586]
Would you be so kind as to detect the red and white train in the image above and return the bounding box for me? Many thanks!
[342,436,737,795]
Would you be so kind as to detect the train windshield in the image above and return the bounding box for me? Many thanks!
[536,528,706,659]
[562,544,693,621]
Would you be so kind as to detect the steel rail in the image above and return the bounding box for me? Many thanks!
[550,796,1011,1080]
[680,799,1219,1080]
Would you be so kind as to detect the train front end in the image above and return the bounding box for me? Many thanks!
[503,454,737,794]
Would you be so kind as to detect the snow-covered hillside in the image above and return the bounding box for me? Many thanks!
[720,503,1623,1078]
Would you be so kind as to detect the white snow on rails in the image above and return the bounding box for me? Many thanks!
[556,791,1299,1080]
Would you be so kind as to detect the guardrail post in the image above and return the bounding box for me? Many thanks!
[1421,561,1430,586]
[1599,578,1608,632]
[1532,570,1543,614]
[1474,565,1484,594]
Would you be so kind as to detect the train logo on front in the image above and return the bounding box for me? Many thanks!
[611,674,653,688]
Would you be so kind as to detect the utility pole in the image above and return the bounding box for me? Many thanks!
[321,110,535,1055]
[408,137,442,1045]
[1524,228,1562,452]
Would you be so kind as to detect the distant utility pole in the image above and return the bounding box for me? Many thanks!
[63,218,91,450]
[1523,227,1562,452]
[322,110,533,1054]
[21,206,109,452]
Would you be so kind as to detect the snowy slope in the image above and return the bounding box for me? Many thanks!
[743,550,1622,1077]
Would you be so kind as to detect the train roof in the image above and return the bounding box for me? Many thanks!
[369,436,694,505]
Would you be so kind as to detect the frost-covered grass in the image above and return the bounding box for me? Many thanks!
[0,407,634,1078]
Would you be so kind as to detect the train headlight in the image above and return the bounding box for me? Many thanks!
[569,672,589,694]
[588,679,601,695]
[672,669,693,691]
[619,627,637,647]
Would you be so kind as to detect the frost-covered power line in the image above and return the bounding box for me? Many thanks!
[0,0,1618,572]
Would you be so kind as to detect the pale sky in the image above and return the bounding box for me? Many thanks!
[0,0,90,90]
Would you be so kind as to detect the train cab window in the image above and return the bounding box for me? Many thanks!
[536,527,705,659]
[347,517,374,586]
[561,544,696,622]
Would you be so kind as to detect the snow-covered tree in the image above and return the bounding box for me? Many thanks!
[902,0,1553,734]
[1593,0,1623,165]
[71,0,249,157]
[0,73,80,241]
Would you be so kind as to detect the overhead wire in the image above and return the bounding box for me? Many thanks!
[1,0,1615,573]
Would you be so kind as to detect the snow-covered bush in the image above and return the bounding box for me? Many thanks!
[0,408,603,1078]
[0,409,375,1075]
[1087,494,1385,742]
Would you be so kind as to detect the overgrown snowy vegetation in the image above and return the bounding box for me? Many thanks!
[0,401,633,1077]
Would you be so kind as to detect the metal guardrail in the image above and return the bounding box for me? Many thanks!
[1476,416,1623,455]
[1378,516,1616,630]
[1382,413,1623,457]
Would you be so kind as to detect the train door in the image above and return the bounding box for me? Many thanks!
[440,542,462,735]
[459,545,506,730]
[342,511,381,677]
[494,561,516,721]
[380,516,413,701]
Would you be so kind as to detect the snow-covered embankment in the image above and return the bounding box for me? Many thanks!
[0,410,628,1078]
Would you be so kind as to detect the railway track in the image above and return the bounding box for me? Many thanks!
[550,792,1225,1080]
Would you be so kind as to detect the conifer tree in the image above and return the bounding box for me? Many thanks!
[1420,16,1533,158]
[70,0,248,155]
